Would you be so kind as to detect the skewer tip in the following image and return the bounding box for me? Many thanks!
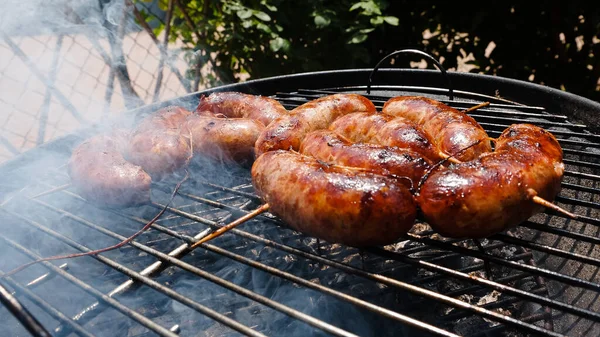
[190,203,270,249]
[528,189,578,219]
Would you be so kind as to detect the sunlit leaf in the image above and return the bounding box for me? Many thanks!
[383,16,399,26]
[253,11,271,21]
[349,33,368,44]
[256,22,272,33]
[241,19,253,28]
[260,0,278,12]
[370,16,384,25]
[237,9,253,20]
[270,37,290,52]
[314,15,331,28]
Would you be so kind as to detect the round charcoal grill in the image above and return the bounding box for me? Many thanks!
[0,50,600,337]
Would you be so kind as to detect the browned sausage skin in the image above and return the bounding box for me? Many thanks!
[328,112,394,144]
[329,112,444,162]
[68,132,151,207]
[255,94,376,156]
[417,124,564,238]
[127,106,192,178]
[300,130,433,186]
[196,92,287,127]
[183,115,264,165]
[383,96,491,162]
[252,151,417,247]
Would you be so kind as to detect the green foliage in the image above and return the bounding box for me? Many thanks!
[134,0,600,101]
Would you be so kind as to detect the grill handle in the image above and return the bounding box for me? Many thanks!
[367,49,454,100]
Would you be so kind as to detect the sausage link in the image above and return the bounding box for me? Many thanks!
[328,112,393,144]
[255,94,376,156]
[330,112,443,162]
[127,106,192,178]
[300,130,433,185]
[383,96,491,161]
[417,124,564,238]
[183,115,264,165]
[252,151,416,247]
[69,132,151,207]
[196,92,287,126]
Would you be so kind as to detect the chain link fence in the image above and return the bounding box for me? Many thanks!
[0,0,210,164]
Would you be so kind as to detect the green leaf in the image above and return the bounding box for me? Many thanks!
[359,28,375,34]
[253,11,271,21]
[256,22,272,33]
[349,33,368,44]
[260,0,278,12]
[349,2,363,11]
[314,15,331,28]
[237,9,253,20]
[370,16,384,25]
[270,37,290,52]
[350,1,381,15]
[383,16,399,26]
[241,20,253,28]
[158,0,168,11]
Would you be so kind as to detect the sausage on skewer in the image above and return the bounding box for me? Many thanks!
[383,96,492,162]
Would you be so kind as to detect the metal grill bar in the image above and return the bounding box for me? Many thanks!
[0,235,180,337]
[28,189,364,337]
[26,197,459,337]
[0,280,52,337]
[153,203,565,336]
[1,275,95,337]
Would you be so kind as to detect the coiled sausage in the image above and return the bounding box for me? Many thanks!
[255,94,376,156]
[68,131,151,207]
[252,150,417,247]
[383,96,491,161]
[417,124,564,238]
[196,92,287,126]
[300,130,433,185]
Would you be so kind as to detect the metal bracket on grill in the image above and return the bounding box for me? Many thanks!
[367,49,454,100]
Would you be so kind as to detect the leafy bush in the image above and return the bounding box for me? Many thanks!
[136,0,600,102]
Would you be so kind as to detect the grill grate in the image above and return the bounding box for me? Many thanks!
[0,83,599,337]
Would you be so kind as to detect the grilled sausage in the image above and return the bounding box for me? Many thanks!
[183,115,265,165]
[127,106,192,178]
[383,96,491,162]
[252,151,417,247]
[328,112,394,143]
[69,131,151,207]
[329,112,444,162]
[255,94,376,156]
[196,92,287,127]
[417,124,564,238]
[300,130,433,186]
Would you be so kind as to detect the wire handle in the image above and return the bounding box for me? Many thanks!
[367,49,454,100]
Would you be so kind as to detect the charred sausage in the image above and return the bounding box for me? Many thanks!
[68,131,151,207]
[127,106,192,178]
[300,130,433,185]
[383,96,491,162]
[417,124,564,238]
[329,112,444,162]
[196,92,287,127]
[183,115,265,165]
[255,94,376,156]
[252,151,417,247]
